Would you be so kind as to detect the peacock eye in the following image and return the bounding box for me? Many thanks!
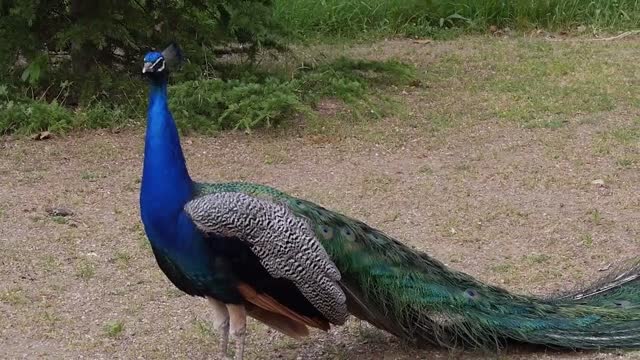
[464,289,480,300]
[152,58,165,72]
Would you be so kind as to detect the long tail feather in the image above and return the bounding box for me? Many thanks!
[302,200,640,350]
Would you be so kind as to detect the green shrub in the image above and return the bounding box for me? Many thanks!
[0,57,416,135]
[0,98,74,135]
[168,58,416,133]
[0,0,285,106]
[81,103,137,130]
[169,78,303,133]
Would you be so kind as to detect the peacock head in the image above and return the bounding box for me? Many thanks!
[142,52,166,74]
[142,43,182,82]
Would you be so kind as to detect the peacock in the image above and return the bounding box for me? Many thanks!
[139,44,640,360]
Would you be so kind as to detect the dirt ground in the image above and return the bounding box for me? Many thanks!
[1,36,640,359]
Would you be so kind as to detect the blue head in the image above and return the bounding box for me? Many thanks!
[143,52,166,74]
[142,44,182,84]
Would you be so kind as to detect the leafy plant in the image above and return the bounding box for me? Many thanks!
[168,58,415,133]
[169,78,302,132]
[0,0,285,105]
[0,98,74,135]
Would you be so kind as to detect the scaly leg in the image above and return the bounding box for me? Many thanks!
[227,304,247,360]
[207,298,230,358]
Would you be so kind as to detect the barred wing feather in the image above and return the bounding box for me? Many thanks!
[184,192,348,325]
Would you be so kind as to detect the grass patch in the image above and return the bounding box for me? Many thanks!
[357,324,386,342]
[589,208,602,225]
[133,223,153,256]
[418,165,433,175]
[80,171,105,182]
[594,123,640,157]
[361,174,396,194]
[76,259,96,280]
[275,0,640,40]
[426,114,456,133]
[523,253,551,264]
[41,255,60,273]
[0,288,27,305]
[138,237,152,253]
[616,157,637,168]
[274,0,437,39]
[582,233,594,247]
[600,126,640,145]
[103,321,125,338]
[170,78,302,133]
[112,250,132,270]
[41,311,61,327]
[50,215,68,225]
[491,263,515,274]
[482,44,616,126]
[192,319,215,339]
[419,39,637,131]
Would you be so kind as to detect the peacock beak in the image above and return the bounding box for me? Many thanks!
[142,62,154,74]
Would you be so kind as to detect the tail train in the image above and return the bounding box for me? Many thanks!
[312,206,640,350]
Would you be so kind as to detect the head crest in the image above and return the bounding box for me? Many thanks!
[161,43,183,69]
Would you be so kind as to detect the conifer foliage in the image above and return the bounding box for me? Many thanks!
[0,0,282,103]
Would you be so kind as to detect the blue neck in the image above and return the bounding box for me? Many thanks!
[140,79,193,245]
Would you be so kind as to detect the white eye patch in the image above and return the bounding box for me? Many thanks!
[152,57,165,72]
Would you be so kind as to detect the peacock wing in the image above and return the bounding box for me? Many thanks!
[184,191,348,325]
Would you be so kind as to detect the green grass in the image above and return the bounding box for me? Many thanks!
[275,0,436,39]
[76,259,96,280]
[0,287,27,305]
[50,215,68,225]
[616,157,637,168]
[3,27,638,138]
[490,263,515,274]
[418,38,639,131]
[112,250,132,270]
[605,126,640,145]
[582,233,594,247]
[103,320,125,338]
[589,208,603,225]
[274,0,640,40]
[480,44,617,126]
[41,255,60,273]
[523,254,551,264]
[192,319,216,339]
[594,123,640,156]
[80,171,104,181]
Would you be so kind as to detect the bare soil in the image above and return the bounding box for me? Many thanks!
[1,36,639,359]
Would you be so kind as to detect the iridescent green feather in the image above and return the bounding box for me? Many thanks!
[194,182,640,349]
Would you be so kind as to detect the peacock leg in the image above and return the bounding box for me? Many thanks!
[207,298,230,358]
[227,304,247,360]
